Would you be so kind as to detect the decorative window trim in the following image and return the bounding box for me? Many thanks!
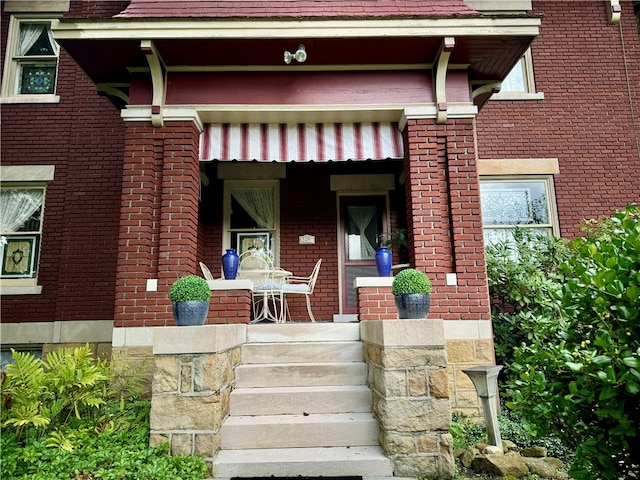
[478,158,559,176]
[1,15,62,103]
[492,49,544,101]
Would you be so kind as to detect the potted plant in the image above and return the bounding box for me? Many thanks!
[391,268,432,319]
[169,274,211,326]
[380,228,409,265]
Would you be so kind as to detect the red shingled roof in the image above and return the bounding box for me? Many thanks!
[116,0,478,19]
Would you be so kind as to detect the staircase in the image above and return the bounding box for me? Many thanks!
[211,323,394,478]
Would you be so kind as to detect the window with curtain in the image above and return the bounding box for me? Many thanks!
[225,181,279,262]
[492,49,543,100]
[1,17,60,99]
[480,176,558,247]
[0,187,45,278]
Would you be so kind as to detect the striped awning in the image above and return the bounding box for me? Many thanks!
[199,122,404,162]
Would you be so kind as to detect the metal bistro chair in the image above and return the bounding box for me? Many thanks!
[199,262,215,281]
[281,258,322,322]
[237,252,285,323]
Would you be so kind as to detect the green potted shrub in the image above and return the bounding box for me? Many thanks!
[169,274,211,326]
[391,268,432,319]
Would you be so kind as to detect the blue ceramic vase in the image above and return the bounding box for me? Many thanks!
[222,248,239,279]
[375,246,393,277]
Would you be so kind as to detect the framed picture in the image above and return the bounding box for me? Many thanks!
[237,232,270,257]
[1,235,38,278]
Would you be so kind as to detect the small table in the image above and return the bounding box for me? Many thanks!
[244,268,291,323]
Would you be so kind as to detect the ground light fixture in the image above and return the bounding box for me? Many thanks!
[462,365,504,450]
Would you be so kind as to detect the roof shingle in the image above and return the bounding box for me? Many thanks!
[115,0,479,19]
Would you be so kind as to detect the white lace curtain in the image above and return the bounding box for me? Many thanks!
[350,206,377,259]
[18,23,58,56]
[231,188,274,230]
[1,189,44,232]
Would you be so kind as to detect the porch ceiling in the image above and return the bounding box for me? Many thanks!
[54,16,540,108]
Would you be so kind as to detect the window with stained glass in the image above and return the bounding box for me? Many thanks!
[0,187,45,278]
[480,177,557,247]
[2,18,60,98]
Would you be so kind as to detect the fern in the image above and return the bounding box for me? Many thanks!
[2,345,112,443]
[46,430,74,452]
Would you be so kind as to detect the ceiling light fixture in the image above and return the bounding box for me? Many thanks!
[284,44,307,64]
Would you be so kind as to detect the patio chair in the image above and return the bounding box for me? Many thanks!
[237,253,285,323]
[199,262,215,281]
[281,258,322,322]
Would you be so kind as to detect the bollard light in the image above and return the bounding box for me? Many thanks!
[462,365,504,449]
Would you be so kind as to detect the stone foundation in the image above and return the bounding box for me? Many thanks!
[361,319,455,479]
[147,325,245,460]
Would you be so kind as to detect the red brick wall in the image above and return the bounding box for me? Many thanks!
[114,121,201,327]
[476,1,640,238]
[0,11,125,323]
[404,119,491,322]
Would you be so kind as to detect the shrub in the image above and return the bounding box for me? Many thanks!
[169,275,211,302]
[1,345,110,444]
[506,205,640,480]
[1,347,208,479]
[485,228,569,374]
[391,268,432,295]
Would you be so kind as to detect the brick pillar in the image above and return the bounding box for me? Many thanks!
[402,118,491,322]
[114,121,201,327]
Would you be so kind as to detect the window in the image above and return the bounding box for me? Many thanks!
[1,16,60,102]
[492,49,543,100]
[480,176,558,246]
[224,180,280,263]
[0,186,45,280]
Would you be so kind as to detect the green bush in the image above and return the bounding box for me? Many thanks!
[485,228,569,374]
[1,346,208,479]
[450,406,572,462]
[391,268,432,295]
[505,205,640,480]
[169,275,211,302]
[1,345,111,444]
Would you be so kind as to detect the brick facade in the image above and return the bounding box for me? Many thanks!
[476,1,640,237]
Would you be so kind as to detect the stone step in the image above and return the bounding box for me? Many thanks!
[247,322,360,343]
[241,340,363,364]
[229,385,372,416]
[220,413,380,449]
[234,362,367,387]
[211,446,394,478]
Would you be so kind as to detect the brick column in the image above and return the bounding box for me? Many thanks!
[402,118,491,322]
[114,121,201,327]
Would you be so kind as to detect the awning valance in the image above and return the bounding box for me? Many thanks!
[199,122,404,162]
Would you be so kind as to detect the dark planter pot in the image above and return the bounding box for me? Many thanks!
[172,301,209,326]
[394,294,431,319]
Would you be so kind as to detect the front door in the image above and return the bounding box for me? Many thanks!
[339,196,387,315]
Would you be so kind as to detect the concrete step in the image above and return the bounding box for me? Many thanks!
[234,362,367,387]
[241,340,363,364]
[211,446,394,478]
[247,322,360,343]
[220,413,380,449]
[229,385,372,416]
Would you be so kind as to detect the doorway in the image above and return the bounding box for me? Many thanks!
[339,196,388,315]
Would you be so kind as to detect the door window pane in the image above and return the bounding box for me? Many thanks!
[346,205,379,261]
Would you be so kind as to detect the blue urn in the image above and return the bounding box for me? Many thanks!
[375,246,393,277]
[222,248,239,279]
